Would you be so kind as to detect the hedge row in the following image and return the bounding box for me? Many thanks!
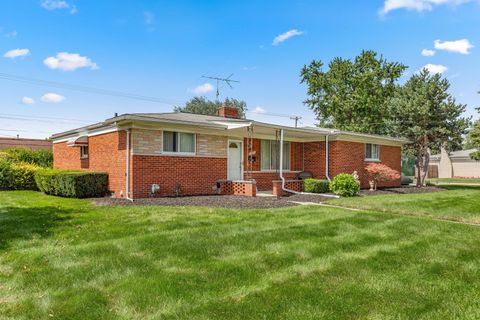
[0,148,53,168]
[304,178,330,193]
[0,160,40,191]
[35,169,108,198]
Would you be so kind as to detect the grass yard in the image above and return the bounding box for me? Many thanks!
[428,177,480,184]
[329,185,480,224]
[1,190,480,319]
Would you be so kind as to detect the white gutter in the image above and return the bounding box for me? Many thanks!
[279,129,339,198]
[325,135,331,181]
[125,129,133,201]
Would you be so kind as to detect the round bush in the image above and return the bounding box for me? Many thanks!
[329,173,360,197]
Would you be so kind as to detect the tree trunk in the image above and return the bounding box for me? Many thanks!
[416,152,423,187]
[420,151,430,186]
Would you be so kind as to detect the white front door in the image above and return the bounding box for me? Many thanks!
[228,141,243,180]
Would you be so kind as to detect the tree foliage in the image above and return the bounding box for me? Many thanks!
[300,50,407,135]
[364,163,400,190]
[466,120,480,160]
[174,97,247,118]
[388,69,470,186]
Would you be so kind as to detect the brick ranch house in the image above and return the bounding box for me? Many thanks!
[51,106,407,199]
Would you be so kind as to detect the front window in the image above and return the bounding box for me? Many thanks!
[163,131,195,153]
[80,146,89,159]
[365,143,380,160]
[261,140,290,170]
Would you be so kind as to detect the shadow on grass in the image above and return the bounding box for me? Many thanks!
[0,206,76,250]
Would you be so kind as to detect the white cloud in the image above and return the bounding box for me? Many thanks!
[4,30,17,38]
[144,11,155,31]
[422,63,448,74]
[3,48,30,59]
[192,83,214,94]
[43,52,98,71]
[434,38,474,54]
[21,97,35,105]
[41,93,65,103]
[41,1,77,14]
[272,29,304,46]
[252,106,266,114]
[380,0,474,15]
[421,49,436,56]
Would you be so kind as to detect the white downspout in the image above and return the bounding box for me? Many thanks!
[325,134,331,181]
[279,129,339,198]
[126,129,133,201]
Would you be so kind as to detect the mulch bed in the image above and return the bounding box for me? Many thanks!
[92,195,296,209]
[91,186,445,209]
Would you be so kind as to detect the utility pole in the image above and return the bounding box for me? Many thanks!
[201,74,240,100]
[290,116,302,128]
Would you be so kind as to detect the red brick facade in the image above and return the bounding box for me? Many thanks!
[53,131,127,198]
[53,130,402,198]
[131,155,227,198]
[329,141,401,188]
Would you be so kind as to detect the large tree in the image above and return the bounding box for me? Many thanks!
[466,116,480,160]
[388,69,470,186]
[300,50,407,135]
[174,97,247,118]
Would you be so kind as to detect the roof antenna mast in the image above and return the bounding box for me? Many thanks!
[201,74,240,100]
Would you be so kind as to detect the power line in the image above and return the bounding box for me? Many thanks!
[0,72,185,106]
[0,113,96,123]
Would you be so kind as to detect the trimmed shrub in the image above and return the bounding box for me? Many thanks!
[304,178,330,193]
[0,160,13,190]
[2,148,53,168]
[35,169,108,198]
[329,173,360,197]
[0,160,40,190]
[11,162,40,190]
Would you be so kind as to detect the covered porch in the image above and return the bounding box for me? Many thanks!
[218,121,334,197]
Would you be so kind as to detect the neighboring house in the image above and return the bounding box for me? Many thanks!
[429,148,480,178]
[51,106,407,199]
[0,137,52,151]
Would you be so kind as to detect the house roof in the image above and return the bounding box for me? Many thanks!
[50,112,409,145]
[0,137,52,151]
[431,149,477,160]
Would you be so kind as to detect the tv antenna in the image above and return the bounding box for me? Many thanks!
[202,74,240,99]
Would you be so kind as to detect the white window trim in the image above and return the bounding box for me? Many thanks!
[365,143,380,161]
[80,146,89,159]
[261,140,291,171]
[162,131,196,155]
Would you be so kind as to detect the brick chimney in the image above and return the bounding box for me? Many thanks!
[218,105,240,118]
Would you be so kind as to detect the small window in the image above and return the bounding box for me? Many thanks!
[80,146,89,159]
[261,140,290,170]
[365,143,379,160]
[162,131,195,154]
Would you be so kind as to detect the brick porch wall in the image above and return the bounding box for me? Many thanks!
[242,138,302,190]
[131,155,227,198]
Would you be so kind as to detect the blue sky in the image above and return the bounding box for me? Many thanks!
[0,0,479,138]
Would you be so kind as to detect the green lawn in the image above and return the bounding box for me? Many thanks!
[2,191,480,319]
[428,177,480,184]
[329,185,480,224]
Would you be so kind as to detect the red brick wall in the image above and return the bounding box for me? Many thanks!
[53,131,127,197]
[131,155,227,198]
[329,141,401,188]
